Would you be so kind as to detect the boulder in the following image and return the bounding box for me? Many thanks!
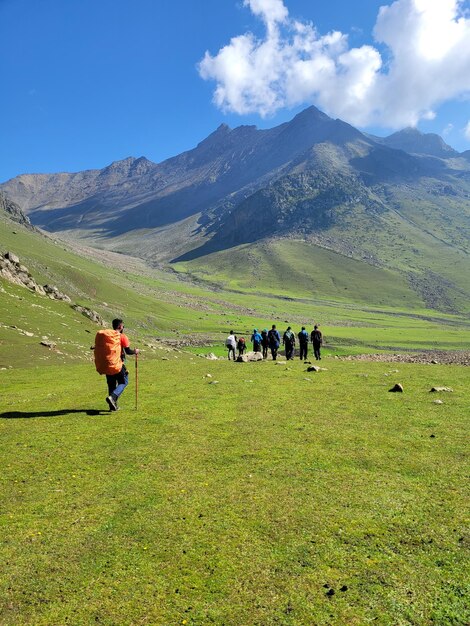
[236,355,248,363]
[430,386,453,393]
[71,304,105,325]
[389,383,404,392]
[5,251,20,264]
[246,351,263,362]
[40,340,56,349]
[43,284,72,302]
[205,353,218,360]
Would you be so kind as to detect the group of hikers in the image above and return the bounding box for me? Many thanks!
[94,318,323,412]
[225,324,323,362]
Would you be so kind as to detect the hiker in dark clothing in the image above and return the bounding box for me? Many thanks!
[261,329,269,359]
[267,324,281,360]
[251,329,262,352]
[298,326,309,360]
[283,326,295,360]
[311,325,323,360]
[237,336,246,357]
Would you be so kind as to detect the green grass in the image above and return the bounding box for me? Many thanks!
[173,239,424,307]
[1,356,468,625]
[3,214,470,372]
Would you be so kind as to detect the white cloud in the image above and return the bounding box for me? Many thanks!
[442,123,454,136]
[198,0,470,129]
[464,121,470,140]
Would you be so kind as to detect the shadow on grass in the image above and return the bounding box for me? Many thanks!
[0,409,108,419]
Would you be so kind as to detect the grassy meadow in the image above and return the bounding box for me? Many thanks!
[1,212,469,624]
[1,355,468,625]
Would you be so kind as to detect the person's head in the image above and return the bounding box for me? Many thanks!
[230,330,234,334]
[287,326,291,331]
[301,326,305,330]
[314,325,318,330]
[112,318,124,332]
[263,329,268,333]
[253,328,257,333]
[272,324,276,330]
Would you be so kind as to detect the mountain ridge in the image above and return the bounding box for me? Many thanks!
[1,105,470,314]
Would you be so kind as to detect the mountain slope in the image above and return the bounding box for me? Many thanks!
[2,106,470,313]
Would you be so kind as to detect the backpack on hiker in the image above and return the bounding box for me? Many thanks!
[94,329,122,375]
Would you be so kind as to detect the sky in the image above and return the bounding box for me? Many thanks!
[1,0,470,182]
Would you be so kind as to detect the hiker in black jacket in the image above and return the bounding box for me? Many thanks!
[298,326,309,360]
[283,326,295,360]
[311,325,323,360]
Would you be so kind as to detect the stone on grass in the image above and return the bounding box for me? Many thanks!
[430,386,453,393]
[433,399,443,405]
[206,353,218,360]
[246,351,263,362]
[236,355,248,363]
[389,383,404,392]
[40,340,56,349]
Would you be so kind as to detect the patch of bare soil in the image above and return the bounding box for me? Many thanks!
[340,351,470,365]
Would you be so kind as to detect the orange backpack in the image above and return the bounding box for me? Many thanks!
[94,329,122,375]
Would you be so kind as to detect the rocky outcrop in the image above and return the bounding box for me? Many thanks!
[71,304,105,326]
[1,252,70,302]
[0,192,33,228]
[0,252,46,295]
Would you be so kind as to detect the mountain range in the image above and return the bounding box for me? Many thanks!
[2,105,470,312]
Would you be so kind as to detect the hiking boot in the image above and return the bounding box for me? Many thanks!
[106,395,118,411]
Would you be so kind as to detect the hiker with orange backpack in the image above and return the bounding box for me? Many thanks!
[94,318,139,411]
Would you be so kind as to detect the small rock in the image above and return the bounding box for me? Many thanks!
[433,399,443,405]
[205,374,212,378]
[208,380,219,384]
[40,340,56,349]
[389,383,404,392]
[430,387,453,393]
[236,355,248,363]
[206,353,218,360]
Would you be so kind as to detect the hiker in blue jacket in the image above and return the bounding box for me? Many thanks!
[298,326,309,360]
[251,328,262,352]
[267,324,281,360]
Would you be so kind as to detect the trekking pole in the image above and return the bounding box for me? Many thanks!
[135,351,138,411]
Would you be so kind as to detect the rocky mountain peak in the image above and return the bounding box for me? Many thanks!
[382,127,458,158]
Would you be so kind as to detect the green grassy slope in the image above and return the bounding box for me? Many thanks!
[2,210,470,372]
[174,239,423,308]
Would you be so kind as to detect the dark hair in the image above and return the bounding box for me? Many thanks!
[302,326,305,330]
[272,324,276,329]
[230,330,234,334]
[314,325,318,329]
[112,318,123,330]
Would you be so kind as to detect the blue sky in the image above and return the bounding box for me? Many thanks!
[1,0,470,182]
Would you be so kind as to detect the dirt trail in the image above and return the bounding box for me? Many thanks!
[341,351,470,365]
